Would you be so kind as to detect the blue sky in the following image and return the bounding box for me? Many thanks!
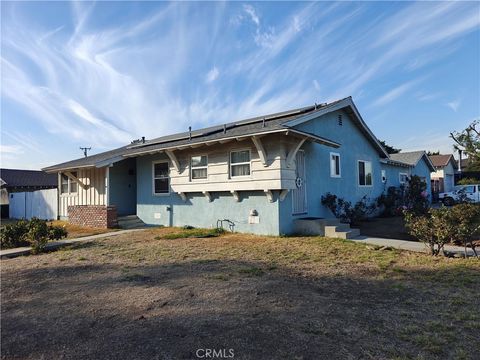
[1,1,479,170]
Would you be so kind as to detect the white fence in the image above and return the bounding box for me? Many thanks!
[9,189,58,220]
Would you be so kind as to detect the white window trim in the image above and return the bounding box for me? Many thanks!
[190,154,208,181]
[399,172,408,184]
[230,148,252,178]
[330,152,341,178]
[152,160,170,196]
[60,172,78,196]
[357,160,373,187]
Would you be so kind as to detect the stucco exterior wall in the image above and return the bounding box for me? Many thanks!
[136,153,281,235]
[279,110,388,233]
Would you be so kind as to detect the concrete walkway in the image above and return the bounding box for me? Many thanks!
[0,228,147,259]
[351,235,478,257]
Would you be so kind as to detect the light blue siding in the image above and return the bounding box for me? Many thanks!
[136,153,281,235]
[279,110,388,233]
[131,108,432,236]
[411,156,432,200]
[109,158,137,216]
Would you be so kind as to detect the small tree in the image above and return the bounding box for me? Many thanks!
[457,177,479,185]
[450,119,480,171]
[379,140,401,154]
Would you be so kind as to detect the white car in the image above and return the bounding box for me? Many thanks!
[438,184,480,206]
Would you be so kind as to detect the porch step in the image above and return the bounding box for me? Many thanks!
[117,215,147,230]
[325,225,361,239]
[292,217,361,238]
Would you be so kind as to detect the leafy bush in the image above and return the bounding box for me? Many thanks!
[448,203,480,246]
[404,175,429,215]
[404,204,480,256]
[0,220,30,248]
[377,186,403,217]
[0,218,68,252]
[457,177,478,186]
[321,193,375,225]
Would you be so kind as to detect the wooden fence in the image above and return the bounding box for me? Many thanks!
[9,189,58,220]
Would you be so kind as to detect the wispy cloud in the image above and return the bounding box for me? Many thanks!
[0,144,24,155]
[372,80,419,107]
[243,4,260,26]
[205,66,219,83]
[446,99,461,112]
[0,1,478,169]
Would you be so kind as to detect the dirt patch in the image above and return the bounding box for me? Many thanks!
[1,228,479,359]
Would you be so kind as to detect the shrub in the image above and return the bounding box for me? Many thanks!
[321,193,375,225]
[26,218,50,254]
[448,203,480,246]
[0,218,68,252]
[404,175,429,215]
[457,177,478,185]
[404,204,480,256]
[377,186,403,217]
[0,220,30,248]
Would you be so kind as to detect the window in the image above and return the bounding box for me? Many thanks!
[230,150,251,177]
[358,160,372,186]
[69,171,78,193]
[330,152,341,177]
[60,172,78,194]
[153,162,169,194]
[399,173,408,184]
[191,155,208,180]
[61,174,69,194]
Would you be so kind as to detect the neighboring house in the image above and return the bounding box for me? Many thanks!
[42,97,433,235]
[387,151,435,196]
[0,169,58,218]
[429,154,457,194]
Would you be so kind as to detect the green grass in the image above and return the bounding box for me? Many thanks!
[160,227,226,240]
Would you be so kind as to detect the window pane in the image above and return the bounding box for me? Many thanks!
[192,168,207,179]
[232,164,250,176]
[231,150,250,164]
[154,178,169,193]
[358,162,365,185]
[191,155,207,167]
[70,181,78,193]
[335,156,340,175]
[61,174,68,193]
[154,162,169,177]
[365,162,372,185]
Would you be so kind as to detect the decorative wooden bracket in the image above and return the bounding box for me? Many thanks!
[264,190,274,203]
[64,171,88,190]
[279,189,289,202]
[231,190,240,202]
[165,150,180,173]
[286,138,306,168]
[177,192,187,201]
[252,136,268,167]
[203,191,212,202]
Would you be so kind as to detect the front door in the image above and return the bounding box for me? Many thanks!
[292,150,307,215]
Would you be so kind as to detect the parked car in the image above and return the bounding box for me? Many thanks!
[438,184,480,205]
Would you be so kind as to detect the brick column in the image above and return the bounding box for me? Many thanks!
[67,205,118,229]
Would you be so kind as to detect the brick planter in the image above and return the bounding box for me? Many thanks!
[67,205,118,228]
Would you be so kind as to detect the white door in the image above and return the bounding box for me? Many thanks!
[292,150,307,215]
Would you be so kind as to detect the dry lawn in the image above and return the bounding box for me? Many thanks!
[48,220,116,239]
[1,227,479,359]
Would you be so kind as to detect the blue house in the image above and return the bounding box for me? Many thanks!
[43,97,433,235]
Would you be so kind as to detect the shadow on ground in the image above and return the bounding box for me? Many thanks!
[1,257,479,360]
